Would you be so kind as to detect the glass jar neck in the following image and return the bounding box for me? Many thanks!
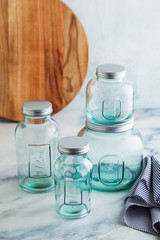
[24,114,51,124]
[60,153,87,161]
[96,76,123,82]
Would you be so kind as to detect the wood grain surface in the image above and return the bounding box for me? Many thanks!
[0,0,89,121]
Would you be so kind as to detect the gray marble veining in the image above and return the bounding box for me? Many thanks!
[0,108,160,240]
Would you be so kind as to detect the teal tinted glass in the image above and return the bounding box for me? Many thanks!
[78,125,143,191]
[15,101,59,193]
[54,151,92,219]
[86,64,133,124]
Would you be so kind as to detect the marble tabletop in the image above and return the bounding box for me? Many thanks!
[0,104,160,240]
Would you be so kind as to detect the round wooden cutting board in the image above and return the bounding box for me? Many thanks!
[0,0,89,121]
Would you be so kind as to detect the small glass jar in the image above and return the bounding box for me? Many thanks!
[54,136,92,219]
[15,100,59,193]
[78,118,143,191]
[86,64,133,124]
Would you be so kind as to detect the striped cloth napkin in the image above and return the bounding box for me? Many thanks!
[124,156,160,236]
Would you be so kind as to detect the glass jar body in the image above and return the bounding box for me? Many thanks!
[54,154,93,219]
[15,115,59,193]
[78,127,143,191]
[86,77,133,124]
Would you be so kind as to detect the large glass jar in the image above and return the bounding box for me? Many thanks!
[86,64,133,124]
[78,118,143,191]
[54,136,93,219]
[15,100,59,193]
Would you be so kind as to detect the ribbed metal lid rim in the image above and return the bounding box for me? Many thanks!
[96,64,126,79]
[86,117,134,133]
[23,100,53,116]
[58,147,89,155]
[58,136,89,155]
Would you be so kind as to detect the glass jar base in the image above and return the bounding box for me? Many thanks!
[86,109,133,125]
[90,159,142,192]
[19,177,54,193]
[92,184,132,192]
[56,203,90,219]
[92,180,136,192]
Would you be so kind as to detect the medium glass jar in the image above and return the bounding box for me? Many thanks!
[78,118,143,191]
[15,100,59,193]
[54,136,93,219]
[86,64,133,124]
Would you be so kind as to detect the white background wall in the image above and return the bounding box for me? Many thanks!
[63,0,160,110]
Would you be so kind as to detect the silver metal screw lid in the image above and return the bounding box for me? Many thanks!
[96,64,126,79]
[58,136,89,155]
[86,117,134,133]
[23,100,53,116]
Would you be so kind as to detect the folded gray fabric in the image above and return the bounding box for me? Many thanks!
[124,155,160,236]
